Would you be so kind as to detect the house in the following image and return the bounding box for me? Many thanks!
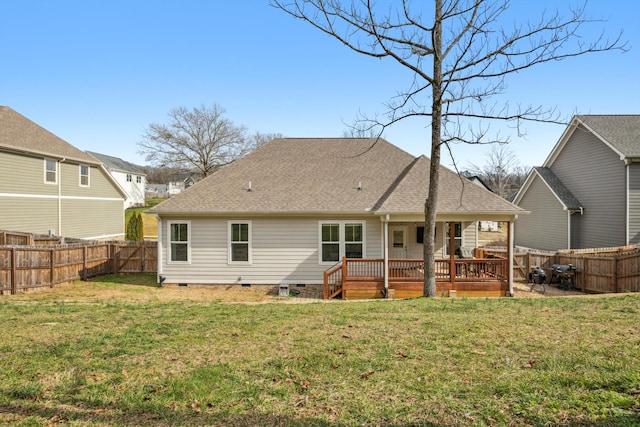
[513,115,640,251]
[0,106,127,240]
[146,183,169,199]
[150,137,525,298]
[150,138,525,298]
[87,151,147,208]
[167,172,196,196]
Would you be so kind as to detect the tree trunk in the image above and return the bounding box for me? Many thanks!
[424,0,443,298]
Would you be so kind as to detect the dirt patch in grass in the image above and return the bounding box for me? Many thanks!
[5,273,603,304]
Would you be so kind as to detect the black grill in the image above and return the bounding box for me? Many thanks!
[550,264,576,290]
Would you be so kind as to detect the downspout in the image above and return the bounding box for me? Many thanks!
[57,158,66,236]
[567,210,571,250]
[626,163,630,245]
[156,215,163,285]
[383,214,389,296]
[508,219,515,297]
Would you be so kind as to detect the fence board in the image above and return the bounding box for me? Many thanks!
[0,240,158,295]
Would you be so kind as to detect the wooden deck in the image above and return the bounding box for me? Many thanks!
[324,257,509,299]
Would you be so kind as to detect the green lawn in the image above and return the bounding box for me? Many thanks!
[1,278,639,426]
[124,198,164,239]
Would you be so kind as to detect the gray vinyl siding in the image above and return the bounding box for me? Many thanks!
[0,150,125,239]
[61,199,124,239]
[551,125,626,248]
[0,196,59,235]
[0,150,58,195]
[159,216,383,285]
[628,163,640,244]
[60,162,121,198]
[515,176,569,250]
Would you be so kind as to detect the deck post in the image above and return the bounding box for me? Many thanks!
[449,221,456,288]
[341,257,348,298]
[383,216,389,294]
[508,220,514,297]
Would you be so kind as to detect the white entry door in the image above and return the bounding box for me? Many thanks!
[389,226,408,259]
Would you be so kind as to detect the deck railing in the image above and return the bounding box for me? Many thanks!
[324,256,508,298]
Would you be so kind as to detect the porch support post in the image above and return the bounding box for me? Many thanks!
[383,215,389,294]
[449,221,455,285]
[508,220,514,297]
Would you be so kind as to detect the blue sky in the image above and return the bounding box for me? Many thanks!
[1,1,638,171]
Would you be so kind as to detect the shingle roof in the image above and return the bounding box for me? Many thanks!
[533,167,582,210]
[87,151,145,175]
[150,138,524,216]
[376,156,525,215]
[577,115,640,158]
[0,106,98,164]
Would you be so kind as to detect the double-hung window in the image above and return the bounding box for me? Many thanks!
[229,221,251,263]
[44,158,57,184]
[126,174,132,182]
[79,164,90,186]
[168,221,190,263]
[319,221,365,263]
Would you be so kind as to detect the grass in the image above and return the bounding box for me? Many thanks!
[0,276,639,426]
[124,198,164,239]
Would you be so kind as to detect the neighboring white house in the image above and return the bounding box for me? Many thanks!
[167,172,196,196]
[87,151,146,208]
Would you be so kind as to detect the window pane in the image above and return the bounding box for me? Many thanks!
[45,159,56,182]
[322,224,339,242]
[171,223,188,242]
[345,223,362,242]
[345,243,363,258]
[231,243,249,262]
[171,243,188,261]
[231,223,249,242]
[322,243,339,262]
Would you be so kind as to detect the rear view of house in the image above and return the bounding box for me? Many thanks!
[150,137,524,298]
[0,107,126,239]
[514,115,640,251]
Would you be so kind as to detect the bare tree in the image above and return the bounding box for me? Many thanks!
[139,104,262,177]
[271,0,625,296]
[466,145,529,198]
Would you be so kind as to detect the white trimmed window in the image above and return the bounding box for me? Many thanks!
[229,221,251,264]
[126,174,132,182]
[79,164,90,186]
[44,158,57,184]
[319,221,365,264]
[168,221,190,263]
[136,175,142,183]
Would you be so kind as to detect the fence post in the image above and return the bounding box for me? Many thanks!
[82,245,88,280]
[114,244,119,274]
[613,256,619,293]
[50,248,55,287]
[10,247,16,295]
[140,241,145,273]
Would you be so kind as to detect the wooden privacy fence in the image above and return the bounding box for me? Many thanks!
[0,241,157,295]
[482,245,640,294]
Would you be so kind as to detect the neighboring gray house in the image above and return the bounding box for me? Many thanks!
[0,106,127,239]
[167,172,196,196]
[149,138,524,290]
[513,115,640,251]
[146,183,169,198]
[87,151,146,208]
